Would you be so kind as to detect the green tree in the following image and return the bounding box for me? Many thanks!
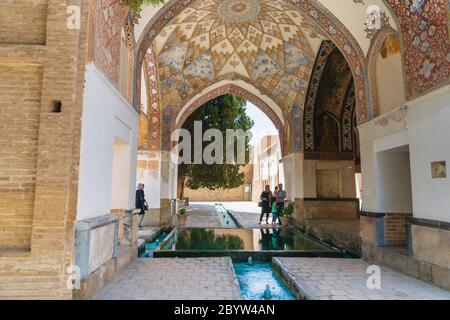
[124,0,165,13]
[178,94,254,199]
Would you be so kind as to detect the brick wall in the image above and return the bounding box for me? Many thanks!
[0,0,91,299]
[184,185,246,202]
[0,0,48,45]
[384,213,412,246]
[0,63,43,249]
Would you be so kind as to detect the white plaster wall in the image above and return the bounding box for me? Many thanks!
[281,153,304,200]
[375,150,412,213]
[376,52,406,115]
[111,141,131,209]
[359,106,408,212]
[408,87,450,222]
[77,64,139,220]
[137,151,161,209]
[318,0,398,55]
[359,86,450,223]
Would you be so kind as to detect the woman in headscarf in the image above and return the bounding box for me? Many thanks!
[259,185,272,224]
[135,183,147,229]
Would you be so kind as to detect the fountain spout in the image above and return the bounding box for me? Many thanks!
[263,285,272,300]
[247,256,253,266]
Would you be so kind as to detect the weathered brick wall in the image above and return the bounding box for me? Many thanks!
[184,185,246,202]
[384,213,412,246]
[0,0,48,45]
[0,63,43,249]
[0,0,90,299]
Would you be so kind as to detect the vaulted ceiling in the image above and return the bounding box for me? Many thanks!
[153,0,322,112]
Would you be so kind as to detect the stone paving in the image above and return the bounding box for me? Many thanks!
[186,203,222,228]
[274,257,450,300]
[216,201,266,227]
[138,227,161,241]
[93,257,242,300]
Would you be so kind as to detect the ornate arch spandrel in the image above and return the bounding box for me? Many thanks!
[134,0,371,125]
[143,46,161,151]
[382,0,450,100]
[303,40,336,151]
[341,79,356,153]
[124,12,137,105]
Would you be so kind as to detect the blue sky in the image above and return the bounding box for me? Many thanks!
[244,101,279,145]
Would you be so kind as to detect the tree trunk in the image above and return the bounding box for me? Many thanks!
[178,177,185,200]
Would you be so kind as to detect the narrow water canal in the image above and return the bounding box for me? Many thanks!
[233,261,295,300]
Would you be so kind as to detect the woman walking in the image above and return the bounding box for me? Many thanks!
[259,185,272,224]
[135,183,148,229]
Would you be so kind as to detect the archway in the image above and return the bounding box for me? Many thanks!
[151,81,287,225]
[134,0,372,128]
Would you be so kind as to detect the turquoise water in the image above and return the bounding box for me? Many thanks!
[233,262,295,300]
[139,232,169,258]
[214,203,238,228]
[161,227,334,252]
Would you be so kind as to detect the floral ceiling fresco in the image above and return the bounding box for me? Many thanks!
[304,42,355,153]
[153,0,317,113]
[385,0,449,98]
[135,0,449,154]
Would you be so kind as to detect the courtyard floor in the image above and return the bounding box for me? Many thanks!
[274,257,450,300]
[98,202,449,300]
[185,203,223,228]
[193,201,266,227]
[94,257,241,300]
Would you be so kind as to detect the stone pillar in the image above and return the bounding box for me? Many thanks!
[159,150,178,226]
[136,150,161,226]
[280,152,304,201]
[282,152,358,229]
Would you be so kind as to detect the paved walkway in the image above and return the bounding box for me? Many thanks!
[274,257,450,300]
[94,257,241,300]
[186,203,222,228]
[218,201,265,227]
[138,227,161,240]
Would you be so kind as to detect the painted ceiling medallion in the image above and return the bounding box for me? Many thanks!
[154,0,318,113]
[218,0,260,23]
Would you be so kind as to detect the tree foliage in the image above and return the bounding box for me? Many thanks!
[178,94,254,197]
[123,0,165,13]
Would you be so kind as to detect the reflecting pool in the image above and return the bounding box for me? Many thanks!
[159,227,335,252]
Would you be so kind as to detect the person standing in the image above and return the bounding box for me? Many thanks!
[259,185,272,224]
[271,200,278,226]
[135,183,148,229]
[275,183,286,225]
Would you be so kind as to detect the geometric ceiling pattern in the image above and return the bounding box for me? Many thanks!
[154,0,317,112]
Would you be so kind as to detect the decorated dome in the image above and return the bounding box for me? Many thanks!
[153,0,317,111]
